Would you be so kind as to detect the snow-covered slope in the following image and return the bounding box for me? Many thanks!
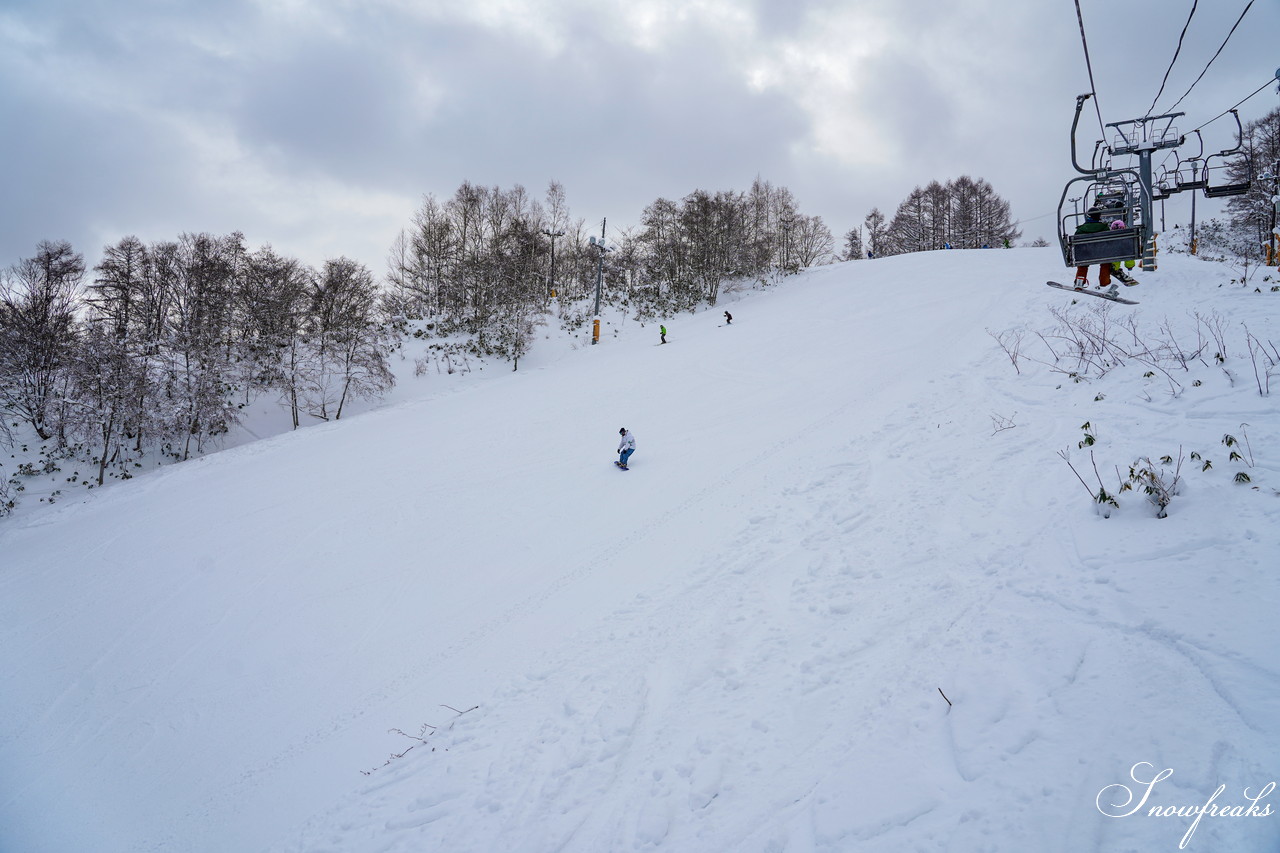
[2,249,1278,852]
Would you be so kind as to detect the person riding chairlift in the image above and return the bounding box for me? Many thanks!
[1107,219,1139,286]
[1073,208,1112,290]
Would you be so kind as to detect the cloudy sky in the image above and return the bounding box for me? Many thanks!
[2,0,1277,274]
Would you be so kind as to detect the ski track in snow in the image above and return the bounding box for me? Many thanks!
[3,250,1279,853]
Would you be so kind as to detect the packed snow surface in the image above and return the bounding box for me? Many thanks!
[2,248,1278,852]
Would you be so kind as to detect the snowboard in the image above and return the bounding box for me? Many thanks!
[1046,281,1138,305]
[614,461,630,470]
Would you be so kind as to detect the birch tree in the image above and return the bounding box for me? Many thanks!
[298,258,392,421]
[0,240,84,442]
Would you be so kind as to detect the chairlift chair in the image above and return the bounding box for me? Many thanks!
[1202,160,1252,198]
[1091,184,1132,222]
[1202,110,1252,198]
[1057,93,1150,267]
[1173,160,1207,192]
[1058,174,1147,267]
[1171,131,1207,191]
[1152,168,1174,201]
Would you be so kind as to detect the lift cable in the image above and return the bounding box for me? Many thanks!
[1145,0,1198,118]
[1162,0,1254,115]
[1188,76,1274,135]
[1072,0,1108,144]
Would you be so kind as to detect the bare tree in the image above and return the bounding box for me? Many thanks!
[790,214,835,267]
[159,232,244,458]
[0,240,84,441]
[298,258,393,421]
[66,320,148,485]
[863,208,889,257]
[885,177,1020,253]
[1225,106,1280,262]
[841,226,863,261]
[235,245,311,428]
[887,187,933,253]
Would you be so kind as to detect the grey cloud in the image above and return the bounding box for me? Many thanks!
[2,0,1277,271]
[224,11,810,226]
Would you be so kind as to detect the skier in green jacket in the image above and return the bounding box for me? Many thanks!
[1072,209,1111,290]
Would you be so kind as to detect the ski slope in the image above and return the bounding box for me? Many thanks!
[2,248,1278,852]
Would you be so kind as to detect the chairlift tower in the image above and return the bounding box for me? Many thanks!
[1105,112,1184,270]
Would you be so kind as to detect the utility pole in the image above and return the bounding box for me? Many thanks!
[1267,158,1280,265]
[1268,70,1280,264]
[780,215,793,272]
[541,229,564,297]
[1271,67,1280,265]
[1274,158,1280,265]
[1190,185,1198,255]
[590,218,608,345]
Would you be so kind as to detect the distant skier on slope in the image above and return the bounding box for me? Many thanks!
[660,324,667,344]
[616,428,636,470]
[723,311,733,325]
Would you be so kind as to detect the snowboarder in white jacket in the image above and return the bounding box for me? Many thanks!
[616,428,636,469]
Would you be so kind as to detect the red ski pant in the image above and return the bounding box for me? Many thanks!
[1075,264,1111,286]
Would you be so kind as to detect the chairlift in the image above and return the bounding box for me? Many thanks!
[1152,168,1174,201]
[1202,110,1252,198]
[1169,131,1206,191]
[1057,94,1148,267]
[1174,159,1207,192]
[1091,182,1134,218]
[1058,177,1146,266]
[1089,140,1110,173]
